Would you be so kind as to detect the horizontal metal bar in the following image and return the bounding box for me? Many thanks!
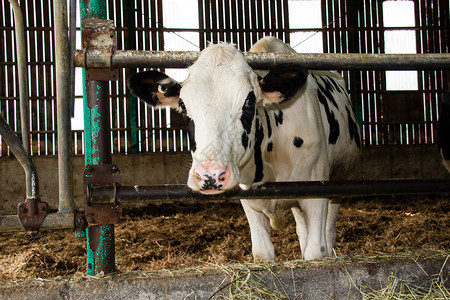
[73,50,450,70]
[89,179,450,203]
[3,179,447,231]
[0,213,74,232]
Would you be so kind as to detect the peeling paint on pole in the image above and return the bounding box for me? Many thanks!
[87,224,115,275]
[80,0,115,276]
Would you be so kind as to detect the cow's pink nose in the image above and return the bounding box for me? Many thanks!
[192,163,231,193]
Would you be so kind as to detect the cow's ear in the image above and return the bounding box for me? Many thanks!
[259,65,308,104]
[128,70,181,108]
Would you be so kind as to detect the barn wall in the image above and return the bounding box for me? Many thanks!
[1,0,449,157]
[0,145,448,215]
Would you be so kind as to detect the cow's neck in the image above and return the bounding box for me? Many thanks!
[251,108,276,185]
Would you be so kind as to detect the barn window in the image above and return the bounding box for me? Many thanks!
[289,0,323,53]
[383,1,418,91]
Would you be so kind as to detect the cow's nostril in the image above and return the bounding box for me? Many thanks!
[194,172,202,182]
[218,171,226,182]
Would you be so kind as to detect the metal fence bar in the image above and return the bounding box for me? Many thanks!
[73,50,450,70]
[88,179,450,203]
[2,178,449,232]
[54,0,74,214]
[0,114,38,200]
[7,0,30,155]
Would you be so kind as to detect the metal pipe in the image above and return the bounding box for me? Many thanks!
[85,79,115,275]
[0,114,38,199]
[73,50,450,70]
[54,0,74,214]
[8,0,30,155]
[69,0,77,118]
[80,0,115,277]
[87,80,112,165]
[89,179,450,203]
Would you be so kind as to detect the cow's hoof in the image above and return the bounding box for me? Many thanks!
[303,245,328,260]
[253,255,275,263]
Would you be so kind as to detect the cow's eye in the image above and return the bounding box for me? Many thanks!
[243,92,256,110]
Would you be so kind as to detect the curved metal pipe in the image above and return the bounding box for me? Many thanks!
[8,0,30,155]
[0,115,38,199]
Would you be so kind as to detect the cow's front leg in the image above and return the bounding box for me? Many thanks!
[291,207,308,256]
[298,198,328,260]
[241,200,275,261]
[326,200,340,256]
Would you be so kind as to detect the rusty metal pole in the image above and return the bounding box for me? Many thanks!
[85,80,115,275]
[80,0,116,276]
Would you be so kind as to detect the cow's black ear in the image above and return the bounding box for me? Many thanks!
[259,65,308,103]
[127,70,181,107]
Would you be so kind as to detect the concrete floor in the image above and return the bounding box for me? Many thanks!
[0,252,448,300]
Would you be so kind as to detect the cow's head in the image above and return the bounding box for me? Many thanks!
[128,43,307,194]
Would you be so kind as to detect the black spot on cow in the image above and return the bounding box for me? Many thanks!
[274,110,284,127]
[267,141,273,152]
[253,118,264,183]
[317,90,340,145]
[346,107,361,148]
[241,92,256,134]
[180,99,196,152]
[326,76,344,93]
[315,76,338,109]
[264,109,272,138]
[293,136,304,148]
[240,92,256,150]
[241,132,249,149]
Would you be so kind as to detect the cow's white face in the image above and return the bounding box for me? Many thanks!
[128,43,307,194]
[180,61,258,193]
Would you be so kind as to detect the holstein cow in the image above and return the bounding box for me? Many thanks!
[438,91,450,172]
[128,37,361,261]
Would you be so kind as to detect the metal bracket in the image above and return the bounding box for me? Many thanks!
[84,164,122,225]
[85,204,122,225]
[81,19,118,81]
[75,211,88,236]
[17,198,49,231]
[84,164,121,189]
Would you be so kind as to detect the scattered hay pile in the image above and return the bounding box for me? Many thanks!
[0,195,448,281]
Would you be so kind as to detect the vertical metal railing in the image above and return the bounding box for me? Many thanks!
[54,0,75,214]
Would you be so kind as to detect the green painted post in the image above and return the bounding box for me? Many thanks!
[130,95,138,154]
[79,0,115,275]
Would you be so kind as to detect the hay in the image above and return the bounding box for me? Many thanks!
[0,196,448,281]
[207,250,450,300]
[359,256,449,299]
[0,250,448,299]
